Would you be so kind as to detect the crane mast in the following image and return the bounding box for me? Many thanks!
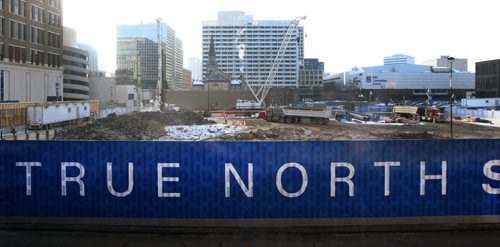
[246,16,306,107]
[155,18,163,111]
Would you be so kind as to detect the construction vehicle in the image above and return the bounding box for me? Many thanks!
[262,106,331,125]
[245,16,306,108]
[393,105,446,123]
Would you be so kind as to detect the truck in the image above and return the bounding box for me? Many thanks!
[263,106,331,125]
[393,105,446,123]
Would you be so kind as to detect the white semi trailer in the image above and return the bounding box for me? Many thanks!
[27,102,91,129]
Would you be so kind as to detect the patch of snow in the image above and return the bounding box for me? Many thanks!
[159,125,249,141]
[341,119,405,126]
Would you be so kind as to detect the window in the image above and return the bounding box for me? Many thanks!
[9,45,26,63]
[30,4,44,23]
[30,27,44,44]
[9,0,26,16]
[48,32,60,48]
[47,52,60,67]
[48,12,60,27]
[0,43,4,60]
[0,0,3,10]
[0,70,4,102]
[0,17,3,36]
[10,20,25,40]
[48,0,59,9]
[30,49,44,65]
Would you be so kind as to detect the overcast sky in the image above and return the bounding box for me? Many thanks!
[63,0,499,73]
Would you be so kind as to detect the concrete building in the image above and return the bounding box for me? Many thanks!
[63,27,89,100]
[327,63,475,101]
[115,84,137,107]
[475,59,500,98]
[202,11,304,88]
[421,55,468,72]
[0,0,63,102]
[299,58,324,88]
[384,54,415,65]
[89,72,116,107]
[187,57,202,80]
[117,22,184,90]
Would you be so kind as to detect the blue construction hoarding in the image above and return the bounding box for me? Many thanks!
[0,140,499,219]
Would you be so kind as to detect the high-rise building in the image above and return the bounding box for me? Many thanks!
[63,27,89,100]
[116,22,184,90]
[187,57,202,81]
[116,37,158,88]
[202,11,305,88]
[475,59,500,98]
[384,54,415,65]
[421,55,468,72]
[299,58,324,87]
[0,0,63,102]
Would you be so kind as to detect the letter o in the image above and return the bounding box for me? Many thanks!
[276,163,308,198]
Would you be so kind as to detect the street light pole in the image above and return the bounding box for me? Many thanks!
[448,56,455,139]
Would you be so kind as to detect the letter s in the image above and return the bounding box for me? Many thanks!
[483,160,500,194]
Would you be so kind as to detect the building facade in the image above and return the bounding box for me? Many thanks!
[421,55,468,72]
[117,22,183,90]
[62,27,89,100]
[328,63,475,101]
[299,58,324,87]
[0,0,63,102]
[475,59,500,98]
[187,57,202,81]
[182,68,192,89]
[202,11,304,88]
[384,54,415,65]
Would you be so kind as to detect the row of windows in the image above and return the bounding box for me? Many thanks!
[5,45,60,67]
[3,19,60,47]
[63,88,89,95]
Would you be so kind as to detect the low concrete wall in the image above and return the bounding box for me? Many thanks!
[1,129,55,140]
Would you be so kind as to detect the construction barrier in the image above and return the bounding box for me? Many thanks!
[0,140,499,225]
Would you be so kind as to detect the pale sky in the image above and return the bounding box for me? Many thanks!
[63,0,500,73]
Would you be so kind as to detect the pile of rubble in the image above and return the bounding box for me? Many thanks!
[55,111,212,140]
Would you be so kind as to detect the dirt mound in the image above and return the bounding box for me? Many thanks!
[55,110,212,140]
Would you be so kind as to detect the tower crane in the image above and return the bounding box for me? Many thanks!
[246,16,306,107]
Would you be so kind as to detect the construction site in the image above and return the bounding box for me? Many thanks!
[2,14,500,142]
